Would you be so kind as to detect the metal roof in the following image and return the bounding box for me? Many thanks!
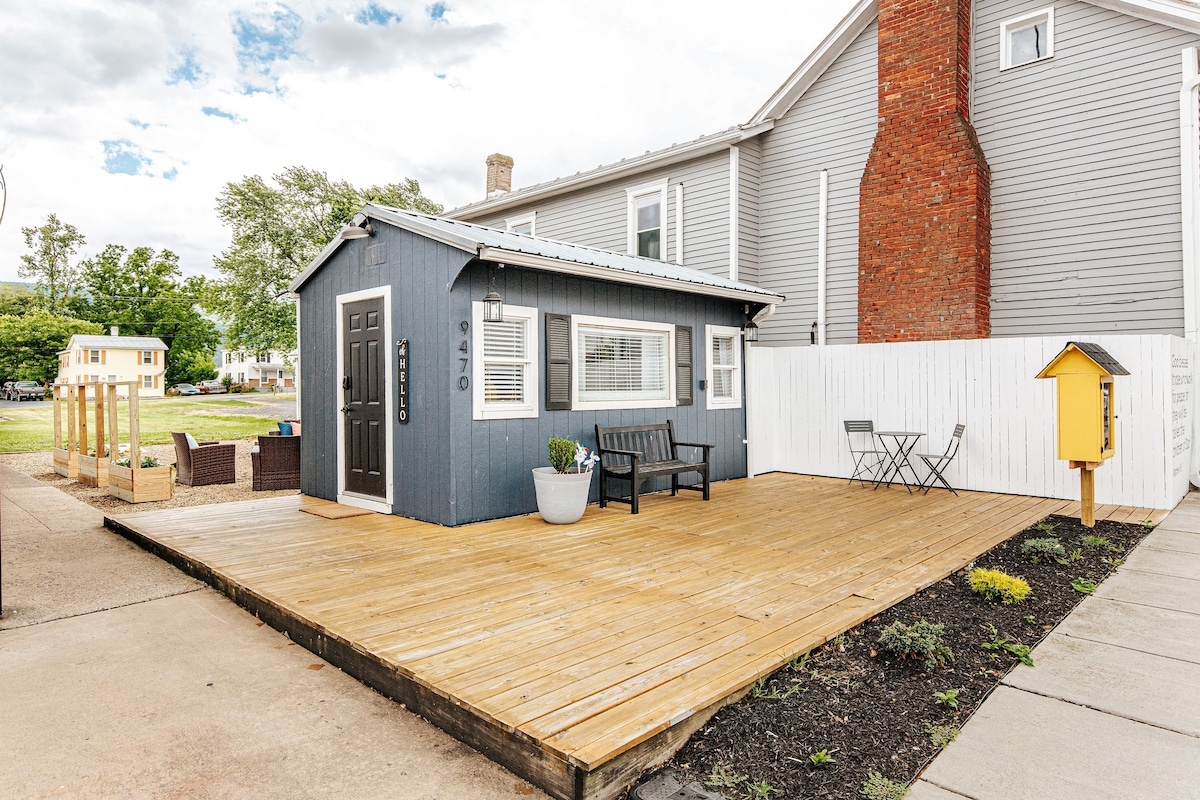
[291,205,785,306]
[66,335,168,351]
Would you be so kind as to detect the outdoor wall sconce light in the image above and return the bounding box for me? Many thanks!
[482,273,504,323]
[339,220,376,240]
[811,321,818,344]
[743,320,759,343]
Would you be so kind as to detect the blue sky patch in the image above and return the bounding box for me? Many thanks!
[427,2,447,22]
[202,106,244,122]
[167,50,205,85]
[233,6,303,74]
[128,119,150,129]
[355,3,401,26]
[435,72,446,80]
[162,168,179,181]
[102,140,152,176]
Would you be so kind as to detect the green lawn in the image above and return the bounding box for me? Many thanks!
[0,395,294,453]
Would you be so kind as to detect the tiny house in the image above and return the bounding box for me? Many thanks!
[289,205,783,525]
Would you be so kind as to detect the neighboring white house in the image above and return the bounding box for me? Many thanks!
[217,350,295,389]
[56,328,168,398]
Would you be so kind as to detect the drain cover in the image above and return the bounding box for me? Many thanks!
[628,769,728,800]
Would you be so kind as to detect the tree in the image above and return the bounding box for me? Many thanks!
[19,213,86,313]
[0,311,102,384]
[210,166,442,355]
[78,245,221,386]
[0,283,41,316]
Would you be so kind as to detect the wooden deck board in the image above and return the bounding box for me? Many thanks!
[105,474,1167,799]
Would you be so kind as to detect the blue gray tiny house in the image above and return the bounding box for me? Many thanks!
[290,205,783,525]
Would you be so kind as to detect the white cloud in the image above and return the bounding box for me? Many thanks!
[0,0,862,283]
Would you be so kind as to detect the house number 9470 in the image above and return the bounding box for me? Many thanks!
[458,320,469,390]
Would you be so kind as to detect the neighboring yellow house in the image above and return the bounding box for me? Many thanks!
[56,328,169,398]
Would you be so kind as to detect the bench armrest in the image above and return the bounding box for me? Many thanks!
[673,441,714,451]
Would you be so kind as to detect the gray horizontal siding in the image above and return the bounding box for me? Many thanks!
[755,19,879,346]
[467,150,735,279]
[738,137,761,285]
[974,0,1196,337]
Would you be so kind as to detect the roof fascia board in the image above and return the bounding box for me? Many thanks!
[749,0,879,125]
[445,123,773,221]
[1082,0,1200,34]
[476,246,784,305]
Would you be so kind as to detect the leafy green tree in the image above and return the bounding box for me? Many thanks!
[0,283,41,316]
[19,213,86,313]
[0,311,102,384]
[78,245,220,386]
[210,166,442,355]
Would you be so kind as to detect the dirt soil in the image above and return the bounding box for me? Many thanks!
[666,515,1153,800]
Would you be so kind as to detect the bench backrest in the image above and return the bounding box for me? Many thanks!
[596,422,677,468]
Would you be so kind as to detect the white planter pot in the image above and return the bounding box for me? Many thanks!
[532,466,594,524]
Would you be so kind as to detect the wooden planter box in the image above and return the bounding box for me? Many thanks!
[77,454,109,488]
[108,464,173,503]
[52,447,78,478]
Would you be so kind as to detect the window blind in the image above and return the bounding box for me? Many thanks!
[578,325,669,402]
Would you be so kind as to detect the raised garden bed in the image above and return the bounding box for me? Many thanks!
[663,514,1154,800]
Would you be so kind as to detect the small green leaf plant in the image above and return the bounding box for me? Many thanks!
[809,749,836,766]
[926,723,959,749]
[748,781,778,799]
[968,567,1031,604]
[705,765,747,789]
[877,620,954,669]
[861,771,908,799]
[981,625,1034,667]
[1081,535,1112,550]
[933,688,960,709]
[1072,577,1098,594]
[546,437,598,474]
[1020,537,1066,562]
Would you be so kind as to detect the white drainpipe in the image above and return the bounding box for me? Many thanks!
[817,169,829,346]
[729,145,740,282]
[675,183,685,265]
[1181,47,1200,342]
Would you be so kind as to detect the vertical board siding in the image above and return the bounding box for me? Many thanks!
[973,0,1195,336]
[467,150,734,278]
[746,335,1194,510]
[756,19,879,347]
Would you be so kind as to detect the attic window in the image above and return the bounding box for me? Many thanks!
[626,180,668,260]
[1001,8,1054,70]
[506,212,535,236]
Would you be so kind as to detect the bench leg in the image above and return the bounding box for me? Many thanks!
[671,474,678,496]
[702,467,710,501]
[630,481,639,514]
[599,469,608,508]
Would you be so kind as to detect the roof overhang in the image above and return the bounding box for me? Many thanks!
[1085,0,1200,34]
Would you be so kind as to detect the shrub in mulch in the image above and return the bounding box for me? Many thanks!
[664,515,1153,800]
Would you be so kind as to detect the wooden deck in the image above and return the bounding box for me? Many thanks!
[104,475,1168,800]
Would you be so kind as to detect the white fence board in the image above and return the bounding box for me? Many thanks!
[746,335,1195,510]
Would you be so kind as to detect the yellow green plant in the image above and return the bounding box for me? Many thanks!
[969,567,1031,604]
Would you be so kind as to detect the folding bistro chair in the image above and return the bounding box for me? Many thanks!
[844,420,885,487]
[916,424,965,495]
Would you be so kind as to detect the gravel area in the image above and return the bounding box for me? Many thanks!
[0,440,298,512]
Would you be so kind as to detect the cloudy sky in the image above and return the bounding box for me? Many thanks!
[0,0,861,283]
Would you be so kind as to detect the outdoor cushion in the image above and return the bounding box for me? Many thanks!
[184,432,199,450]
[278,421,293,436]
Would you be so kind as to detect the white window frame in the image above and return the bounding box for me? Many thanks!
[142,350,154,364]
[142,374,154,388]
[505,212,536,236]
[88,349,100,364]
[1000,7,1054,71]
[472,301,539,420]
[625,179,669,260]
[705,325,743,410]
[570,314,675,411]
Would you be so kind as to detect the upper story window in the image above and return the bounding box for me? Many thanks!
[626,180,668,260]
[506,212,536,236]
[705,325,743,410]
[1001,7,1054,70]
[142,350,154,364]
[472,302,538,420]
[88,349,101,364]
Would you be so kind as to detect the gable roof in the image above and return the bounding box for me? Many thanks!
[65,334,167,351]
[291,205,784,306]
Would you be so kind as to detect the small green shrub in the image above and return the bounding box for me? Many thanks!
[969,567,1031,604]
[1021,537,1066,562]
[1071,577,1098,594]
[748,781,778,799]
[547,437,577,473]
[1081,535,1112,550]
[1032,519,1058,533]
[933,688,960,709]
[877,620,953,668]
[981,625,1034,667]
[926,723,959,749]
[705,766,747,789]
[861,771,907,800]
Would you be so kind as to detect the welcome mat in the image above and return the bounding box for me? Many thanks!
[300,503,374,520]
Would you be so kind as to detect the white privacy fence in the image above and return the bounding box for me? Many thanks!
[746,335,1195,511]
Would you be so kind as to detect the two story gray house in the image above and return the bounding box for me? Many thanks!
[447,0,1200,348]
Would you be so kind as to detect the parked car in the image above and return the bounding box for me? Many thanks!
[171,383,201,396]
[7,381,46,401]
[197,379,227,394]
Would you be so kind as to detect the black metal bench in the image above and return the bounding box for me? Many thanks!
[595,421,713,514]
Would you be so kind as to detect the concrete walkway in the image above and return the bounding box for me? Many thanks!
[0,465,547,799]
[908,493,1200,800]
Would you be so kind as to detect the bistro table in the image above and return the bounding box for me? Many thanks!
[873,430,925,493]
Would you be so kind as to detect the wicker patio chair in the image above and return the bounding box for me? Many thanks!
[171,432,237,486]
[251,434,301,491]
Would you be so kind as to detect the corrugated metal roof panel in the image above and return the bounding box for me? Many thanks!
[69,335,168,350]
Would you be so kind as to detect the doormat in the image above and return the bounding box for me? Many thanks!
[300,503,374,520]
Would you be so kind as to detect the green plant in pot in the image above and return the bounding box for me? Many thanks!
[533,437,599,524]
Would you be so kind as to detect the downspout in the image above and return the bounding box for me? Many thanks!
[817,169,829,346]
[729,145,740,282]
[676,183,685,265]
[1180,47,1200,488]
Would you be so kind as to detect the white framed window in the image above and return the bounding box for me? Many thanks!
[705,325,743,410]
[626,180,668,260]
[141,350,154,364]
[88,349,100,364]
[506,212,536,236]
[472,302,538,420]
[1000,7,1054,70]
[571,314,675,410]
[142,374,154,388]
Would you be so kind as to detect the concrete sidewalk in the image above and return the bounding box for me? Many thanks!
[908,494,1200,800]
[0,465,546,799]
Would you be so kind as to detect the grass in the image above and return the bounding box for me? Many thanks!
[0,395,294,453]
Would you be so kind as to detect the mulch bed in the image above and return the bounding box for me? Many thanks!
[664,514,1153,799]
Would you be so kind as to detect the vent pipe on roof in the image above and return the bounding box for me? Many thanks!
[486,153,513,197]
[110,326,118,336]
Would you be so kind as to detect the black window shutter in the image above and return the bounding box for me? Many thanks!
[546,313,572,410]
[676,325,693,406]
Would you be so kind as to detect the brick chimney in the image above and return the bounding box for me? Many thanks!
[485,153,513,197]
[858,0,991,342]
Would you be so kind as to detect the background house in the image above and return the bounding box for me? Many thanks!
[217,349,295,389]
[56,328,168,398]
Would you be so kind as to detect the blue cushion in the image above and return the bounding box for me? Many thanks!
[278,422,293,436]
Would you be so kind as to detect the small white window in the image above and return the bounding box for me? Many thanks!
[472,302,538,420]
[626,180,668,260]
[89,349,101,364]
[142,374,154,388]
[142,350,154,364]
[705,325,743,410]
[506,212,536,236]
[1001,7,1054,70]
[571,315,675,410]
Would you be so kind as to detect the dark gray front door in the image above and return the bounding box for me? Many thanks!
[342,297,386,498]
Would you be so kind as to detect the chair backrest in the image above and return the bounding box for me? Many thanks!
[844,420,876,454]
[170,432,193,482]
[256,434,301,473]
[943,424,966,459]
